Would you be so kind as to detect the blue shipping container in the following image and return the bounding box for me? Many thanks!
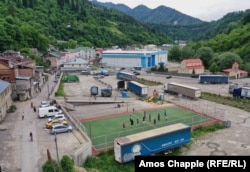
[127,81,148,96]
[114,123,191,163]
[116,72,136,81]
[199,75,228,84]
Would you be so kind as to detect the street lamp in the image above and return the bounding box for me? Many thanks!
[47,83,50,100]
[54,133,60,163]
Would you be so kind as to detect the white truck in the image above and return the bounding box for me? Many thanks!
[164,82,201,99]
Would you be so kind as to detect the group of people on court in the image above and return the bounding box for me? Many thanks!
[122,109,168,129]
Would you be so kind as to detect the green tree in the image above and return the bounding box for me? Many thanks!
[195,47,214,68]
[242,62,250,73]
[168,45,181,61]
[60,155,74,172]
[210,52,243,71]
[181,46,194,60]
[209,62,219,73]
[42,160,60,172]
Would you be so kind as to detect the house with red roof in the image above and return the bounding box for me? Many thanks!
[178,58,204,74]
[223,62,248,79]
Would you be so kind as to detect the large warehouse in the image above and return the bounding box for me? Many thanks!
[101,49,168,69]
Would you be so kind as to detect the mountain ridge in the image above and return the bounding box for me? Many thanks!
[92,0,204,25]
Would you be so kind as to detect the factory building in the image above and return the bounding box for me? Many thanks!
[101,49,168,69]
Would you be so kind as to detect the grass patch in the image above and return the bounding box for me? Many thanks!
[84,149,134,172]
[201,92,250,112]
[136,77,162,86]
[55,81,66,97]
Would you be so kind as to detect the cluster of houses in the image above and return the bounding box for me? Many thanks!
[0,47,100,121]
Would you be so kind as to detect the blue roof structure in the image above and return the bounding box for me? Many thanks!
[0,79,10,93]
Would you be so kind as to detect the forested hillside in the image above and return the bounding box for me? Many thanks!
[167,11,250,74]
[0,0,170,53]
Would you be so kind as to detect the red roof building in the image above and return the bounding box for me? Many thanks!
[178,58,204,74]
[223,62,248,79]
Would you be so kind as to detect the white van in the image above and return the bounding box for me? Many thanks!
[38,106,62,118]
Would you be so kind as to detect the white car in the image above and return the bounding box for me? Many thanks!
[48,114,65,122]
[40,101,50,108]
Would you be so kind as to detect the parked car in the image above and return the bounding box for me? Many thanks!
[133,71,140,75]
[48,114,65,122]
[40,101,50,108]
[50,124,73,134]
[46,119,68,129]
[166,75,172,79]
[94,75,104,79]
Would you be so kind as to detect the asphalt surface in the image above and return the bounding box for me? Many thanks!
[1,70,250,172]
[0,74,82,172]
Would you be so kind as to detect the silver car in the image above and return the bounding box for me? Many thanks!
[50,124,73,134]
[40,101,50,108]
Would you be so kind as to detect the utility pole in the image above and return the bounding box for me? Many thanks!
[54,133,59,163]
[47,83,50,100]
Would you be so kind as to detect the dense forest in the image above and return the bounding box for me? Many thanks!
[0,0,170,53]
[167,11,250,73]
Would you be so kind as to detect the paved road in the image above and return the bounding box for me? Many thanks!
[0,74,81,172]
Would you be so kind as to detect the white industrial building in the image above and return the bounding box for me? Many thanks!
[101,49,168,69]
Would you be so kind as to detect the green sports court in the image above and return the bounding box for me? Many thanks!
[82,105,214,149]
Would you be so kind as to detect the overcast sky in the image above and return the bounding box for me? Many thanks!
[95,0,250,21]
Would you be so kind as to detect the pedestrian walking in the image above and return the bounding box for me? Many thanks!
[137,118,139,124]
[22,114,24,120]
[153,118,156,127]
[164,109,167,116]
[158,113,160,121]
[33,106,36,112]
[30,132,33,142]
[122,123,126,129]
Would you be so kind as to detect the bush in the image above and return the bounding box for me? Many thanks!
[60,155,74,172]
[7,105,17,113]
[42,160,60,172]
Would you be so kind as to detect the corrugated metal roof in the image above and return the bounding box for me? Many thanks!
[0,79,10,93]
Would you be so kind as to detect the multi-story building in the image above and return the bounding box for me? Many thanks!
[0,50,42,100]
[0,79,12,121]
